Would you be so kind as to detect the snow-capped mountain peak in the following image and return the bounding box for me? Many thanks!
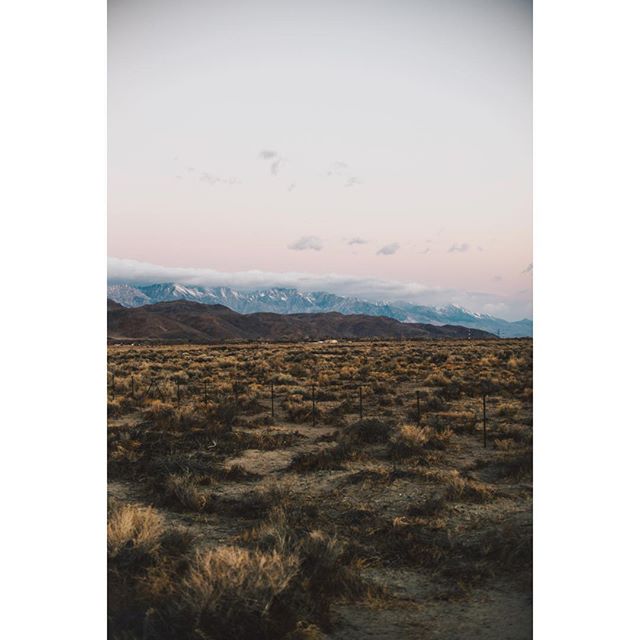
[106,282,532,337]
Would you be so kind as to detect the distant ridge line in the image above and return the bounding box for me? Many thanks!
[107,299,500,343]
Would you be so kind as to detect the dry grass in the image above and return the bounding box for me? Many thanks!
[107,500,165,562]
[180,546,300,639]
[389,424,453,458]
[108,339,532,638]
[438,470,495,503]
[163,473,211,512]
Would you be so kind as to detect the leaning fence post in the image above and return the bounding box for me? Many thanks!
[271,383,275,418]
[483,394,487,448]
[312,384,316,426]
[416,390,421,424]
[359,385,363,420]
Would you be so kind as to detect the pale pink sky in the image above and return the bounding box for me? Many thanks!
[108,0,532,319]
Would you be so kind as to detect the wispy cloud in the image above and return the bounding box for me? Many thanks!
[448,242,470,253]
[199,172,241,187]
[377,243,400,256]
[258,149,285,176]
[326,161,361,187]
[326,161,348,177]
[288,236,323,251]
[200,172,219,186]
[174,162,241,186]
[347,237,367,245]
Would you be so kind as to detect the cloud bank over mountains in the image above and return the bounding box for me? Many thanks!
[108,257,532,321]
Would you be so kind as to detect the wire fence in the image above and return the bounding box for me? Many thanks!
[108,372,503,448]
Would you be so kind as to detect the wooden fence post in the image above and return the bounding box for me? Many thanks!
[483,394,487,448]
[271,383,275,418]
[312,384,316,426]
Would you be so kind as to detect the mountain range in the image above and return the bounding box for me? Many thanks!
[107,300,496,342]
[107,283,532,337]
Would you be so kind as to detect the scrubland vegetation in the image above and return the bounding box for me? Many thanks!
[108,339,532,639]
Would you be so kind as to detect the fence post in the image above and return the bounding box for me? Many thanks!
[312,384,316,427]
[359,385,363,420]
[483,394,487,448]
[271,383,275,418]
[416,390,421,425]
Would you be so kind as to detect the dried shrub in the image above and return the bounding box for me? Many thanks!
[179,546,300,640]
[389,425,453,459]
[144,400,177,427]
[164,473,211,512]
[342,418,393,444]
[107,501,165,565]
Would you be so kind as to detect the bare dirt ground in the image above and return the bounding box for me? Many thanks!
[108,340,532,639]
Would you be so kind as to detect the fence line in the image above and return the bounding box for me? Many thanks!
[108,373,499,446]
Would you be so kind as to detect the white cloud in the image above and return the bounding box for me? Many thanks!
[326,161,348,176]
[377,243,400,256]
[258,149,285,175]
[107,257,531,320]
[288,236,323,251]
[108,256,439,302]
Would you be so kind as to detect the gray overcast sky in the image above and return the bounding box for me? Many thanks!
[108,0,532,320]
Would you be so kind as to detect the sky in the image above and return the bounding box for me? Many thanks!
[108,0,532,320]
